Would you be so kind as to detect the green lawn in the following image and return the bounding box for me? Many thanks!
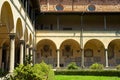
[55,75,120,80]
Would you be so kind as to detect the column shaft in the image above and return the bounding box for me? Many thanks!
[30,48,33,65]
[9,33,15,73]
[105,49,109,67]
[57,50,60,68]
[20,40,24,65]
[81,49,84,68]
[26,44,29,56]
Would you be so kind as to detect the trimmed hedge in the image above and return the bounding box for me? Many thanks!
[55,70,120,77]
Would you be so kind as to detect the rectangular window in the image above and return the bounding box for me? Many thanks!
[63,28,72,30]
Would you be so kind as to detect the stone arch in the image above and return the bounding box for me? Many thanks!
[36,39,57,67]
[0,1,14,70]
[108,39,120,66]
[60,39,81,67]
[15,18,23,67]
[16,18,23,39]
[1,1,14,33]
[24,28,28,43]
[84,39,105,66]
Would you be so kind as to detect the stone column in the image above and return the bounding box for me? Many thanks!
[29,47,33,65]
[105,49,109,67]
[9,33,15,73]
[33,49,36,65]
[20,40,24,65]
[81,49,84,68]
[57,49,60,68]
[26,44,29,56]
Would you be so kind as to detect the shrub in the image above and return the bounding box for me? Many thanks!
[89,63,104,70]
[116,64,120,70]
[67,62,79,70]
[9,61,55,80]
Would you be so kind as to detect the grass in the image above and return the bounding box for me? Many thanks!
[55,75,120,80]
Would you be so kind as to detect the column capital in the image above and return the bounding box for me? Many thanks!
[56,49,59,52]
[81,48,84,50]
[9,33,16,39]
[29,47,33,50]
[26,44,30,48]
[19,40,25,44]
[105,49,108,51]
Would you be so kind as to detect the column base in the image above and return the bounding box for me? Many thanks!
[106,66,109,68]
[56,67,60,69]
[81,65,85,69]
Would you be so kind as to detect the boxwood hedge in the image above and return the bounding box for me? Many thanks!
[55,70,120,77]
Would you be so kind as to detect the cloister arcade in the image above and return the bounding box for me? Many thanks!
[0,1,35,72]
[36,38,120,68]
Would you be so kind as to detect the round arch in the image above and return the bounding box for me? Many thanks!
[84,39,105,66]
[36,39,57,67]
[0,1,14,71]
[1,1,14,33]
[108,39,120,66]
[59,39,81,67]
[16,18,23,39]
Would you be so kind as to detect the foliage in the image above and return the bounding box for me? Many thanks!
[24,55,32,65]
[67,62,79,70]
[0,68,8,77]
[8,61,55,80]
[89,63,104,70]
[116,64,120,70]
[55,70,120,77]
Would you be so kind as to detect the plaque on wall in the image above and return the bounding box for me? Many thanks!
[62,45,73,57]
[41,45,52,57]
[84,49,93,57]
